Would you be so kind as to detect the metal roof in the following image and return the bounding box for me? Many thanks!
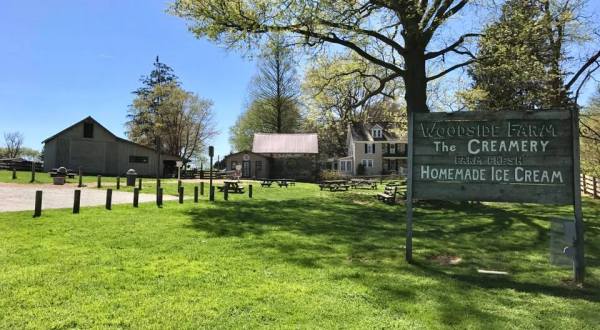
[252,133,319,154]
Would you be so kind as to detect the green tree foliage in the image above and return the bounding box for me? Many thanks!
[229,36,302,152]
[462,0,599,111]
[171,0,478,114]
[303,53,405,156]
[127,59,216,160]
[581,88,600,176]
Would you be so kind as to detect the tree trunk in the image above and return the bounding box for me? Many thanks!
[403,41,429,114]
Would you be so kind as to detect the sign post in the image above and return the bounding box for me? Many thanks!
[408,110,584,283]
[208,146,214,202]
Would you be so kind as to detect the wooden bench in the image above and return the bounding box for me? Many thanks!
[377,186,398,204]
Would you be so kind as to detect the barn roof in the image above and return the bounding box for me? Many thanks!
[42,116,181,158]
[252,133,319,154]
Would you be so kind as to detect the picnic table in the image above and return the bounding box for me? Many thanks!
[260,178,273,187]
[218,180,245,193]
[319,180,350,192]
[277,178,296,187]
[350,178,378,190]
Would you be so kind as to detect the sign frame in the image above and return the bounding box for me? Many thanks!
[405,108,585,283]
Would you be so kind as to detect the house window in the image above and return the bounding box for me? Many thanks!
[255,160,262,172]
[129,156,148,163]
[340,160,352,172]
[83,122,94,138]
[390,144,396,154]
[372,128,382,138]
[231,161,237,170]
[365,143,376,154]
[361,159,374,168]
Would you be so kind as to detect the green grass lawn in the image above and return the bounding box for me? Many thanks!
[0,182,599,328]
[0,169,121,185]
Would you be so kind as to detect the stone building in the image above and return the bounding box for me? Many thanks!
[42,116,182,177]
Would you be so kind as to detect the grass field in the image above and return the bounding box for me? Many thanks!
[0,179,599,328]
[0,169,120,185]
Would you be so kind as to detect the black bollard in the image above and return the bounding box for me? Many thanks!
[224,186,228,201]
[30,162,36,183]
[157,188,164,207]
[179,187,184,204]
[200,182,204,195]
[97,175,101,188]
[249,184,253,198]
[106,189,112,210]
[33,190,42,217]
[73,189,81,214]
[116,176,120,190]
[138,177,142,190]
[12,168,16,180]
[133,188,139,207]
[78,169,83,187]
[194,186,199,203]
[210,186,215,202]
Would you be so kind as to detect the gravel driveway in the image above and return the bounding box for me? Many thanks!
[0,183,176,212]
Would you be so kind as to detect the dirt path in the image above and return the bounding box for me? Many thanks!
[0,183,177,212]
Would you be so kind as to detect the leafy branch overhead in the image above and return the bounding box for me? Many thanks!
[171,0,481,113]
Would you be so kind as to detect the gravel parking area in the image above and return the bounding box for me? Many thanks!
[0,183,176,212]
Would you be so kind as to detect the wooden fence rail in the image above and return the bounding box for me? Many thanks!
[581,174,599,199]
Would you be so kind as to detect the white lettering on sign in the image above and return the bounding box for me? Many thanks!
[467,139,550,155]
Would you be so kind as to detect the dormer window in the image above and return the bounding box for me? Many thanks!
[372,127,383,138]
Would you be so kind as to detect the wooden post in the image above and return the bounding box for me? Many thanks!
[210,186,215,202]
[405,111,415,263]
[138,177,142,190]
[78,168,83,187]
[200,182,204,195]
[97,175,101,188]
[179,187,184,204]
[224,184,229,201]
[116,176,121,190]
[12,168,16,180]
[33,190,42,218]
[178,180,182,189]
[30,162,36,183]
[156,188,163,207]
[249,184,253,198]
[194,186,199,203]
[133,188,139,207]
[73,189,81,214]
[571,108,585,284]
[156,179,161,194]
[106,189,112,210]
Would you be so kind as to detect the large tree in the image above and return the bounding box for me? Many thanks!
[462,0,600,111]
[127,59,216,161]
[303,53,404,156]
[229,36,302,151]
[171,0,480,114]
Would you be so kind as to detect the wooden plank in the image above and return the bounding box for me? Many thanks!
[412,110,575,205]
[413,181,573,204]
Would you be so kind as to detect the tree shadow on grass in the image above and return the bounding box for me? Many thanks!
[183,196,600,305]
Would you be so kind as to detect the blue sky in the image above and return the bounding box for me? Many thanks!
[0,0,254,160]
[1,1,598,160]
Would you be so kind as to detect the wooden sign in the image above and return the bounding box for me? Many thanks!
[412,110,574,204]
